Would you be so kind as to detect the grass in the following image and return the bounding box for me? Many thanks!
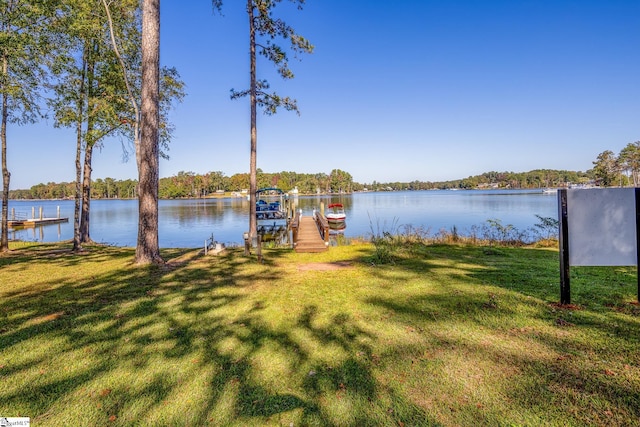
[0,240,639,426]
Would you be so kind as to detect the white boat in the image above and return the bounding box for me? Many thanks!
[542,188,557,194]
[326,203,346,229]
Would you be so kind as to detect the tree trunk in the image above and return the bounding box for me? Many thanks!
[79,142,93,243]
[73,47,88,251]
[1,56,9,252]
[135,0,162,265]
[248,0,258,247]
[79,45,97,244]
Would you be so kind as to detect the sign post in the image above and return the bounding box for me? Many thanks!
[558,189,570,304]
[557,188,640,304]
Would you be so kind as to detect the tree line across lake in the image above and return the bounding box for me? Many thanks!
[8,168,596,200]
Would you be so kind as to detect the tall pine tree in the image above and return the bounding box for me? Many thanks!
[230,0,313,250]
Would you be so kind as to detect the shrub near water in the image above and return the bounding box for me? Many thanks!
[368,216,561,264]
[0,241,639,426]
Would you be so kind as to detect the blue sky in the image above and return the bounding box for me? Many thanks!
[7,0,640,189]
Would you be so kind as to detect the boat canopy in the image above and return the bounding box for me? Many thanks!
[256,187,285,195]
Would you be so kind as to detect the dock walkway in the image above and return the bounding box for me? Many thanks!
[294,216,328,253]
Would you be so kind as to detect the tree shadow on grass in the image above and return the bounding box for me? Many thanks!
[0,246,285,420]
[9,241,638,425]
[354,243,640,425]
[194,302,434,425]
[0,245,439,425]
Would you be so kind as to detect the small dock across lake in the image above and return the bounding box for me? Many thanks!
[8,206,69,229]
[8,217,69,228]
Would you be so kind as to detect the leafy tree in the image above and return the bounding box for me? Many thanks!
[592,150,618,187]
[329,168,353,193]
[205,170,228,193]
[0,0,57,251]
[47,0,86,249]
[47,0,147,247]
[618,141,640,187]
[49,0,182,253]
[230,0,313,246]
[229,172,250,191]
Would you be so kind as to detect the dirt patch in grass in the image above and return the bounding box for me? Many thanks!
[549,302,583,311]
[297,261,354,271]
[26,311,66,326]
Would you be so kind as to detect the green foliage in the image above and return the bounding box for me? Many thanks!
[230,0,314,115]
[367,215,400,264]
[329,169,353,193]
[365,168,593,191]
[533,214,559,241]
[0,0,57,125]
[482,218,522,246]
[8,169,338,199]
[1,0,61,250]
[48,0,184,159]
[592,150,619,187]
[617,141,640,186]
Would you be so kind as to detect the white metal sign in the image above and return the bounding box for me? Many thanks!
[567,188,637,266]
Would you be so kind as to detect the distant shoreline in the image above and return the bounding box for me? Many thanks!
[6,187,572,202]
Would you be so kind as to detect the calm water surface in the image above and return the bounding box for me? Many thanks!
[8,189,558,247]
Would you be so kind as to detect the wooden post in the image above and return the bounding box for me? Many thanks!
[320,202,325,217]
[11,207,14,220]
[243,232,250,256]
[32,207,35,219]
[39,206,43,220]
[257,234,263,263]
[57,206,60,219]
[291,210,299,246]
[324,220,329,245]
[558,189,570,304]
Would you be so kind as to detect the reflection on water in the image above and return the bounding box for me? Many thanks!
[8,190,557,248]
[10,223,63,242]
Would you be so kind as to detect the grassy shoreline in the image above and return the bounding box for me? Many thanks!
[1,242,639,426]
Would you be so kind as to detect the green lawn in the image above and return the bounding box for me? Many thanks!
[1,242,639,426]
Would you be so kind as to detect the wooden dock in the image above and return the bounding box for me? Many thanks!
[293,215,328,253]
[8,218,69,229]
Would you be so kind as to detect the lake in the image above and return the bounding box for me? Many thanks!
[7,189,558,248]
